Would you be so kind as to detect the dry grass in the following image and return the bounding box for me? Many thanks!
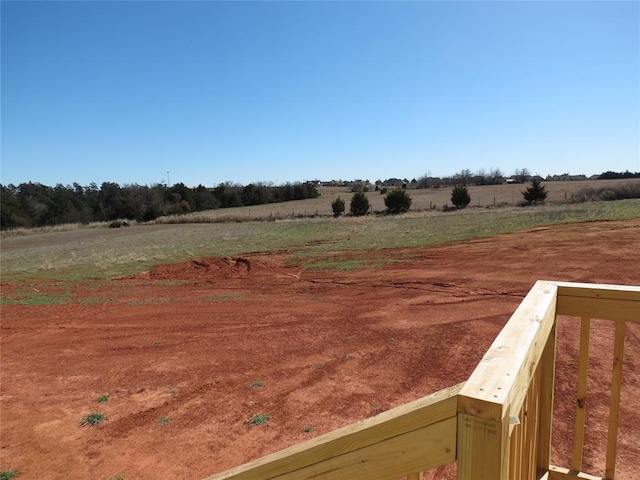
[0,219,140,239]
[152,211,318,225]
[570,182,640,202]
[162,178,640,222]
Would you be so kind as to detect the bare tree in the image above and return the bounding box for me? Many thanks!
[514,168,531,183]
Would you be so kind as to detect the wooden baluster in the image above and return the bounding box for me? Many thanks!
[605,321,626,479]
[537,320,556,473]
[572,317,590,471]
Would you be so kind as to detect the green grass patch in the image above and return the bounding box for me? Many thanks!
[1,199,638,281]
[203,293,249,303]
[156,417,170,426]
[302,258,365,271]
[250,380,264,388]
[150,280,189,286]
[248,414,272,426]
[0,291,69,306]
[80,412,105,427]
[0,469,20,480]
[0,287,115,306]
[301,258,388,272]
[78,297,113,305]
[96,394,109,403]
[126,298,171,307]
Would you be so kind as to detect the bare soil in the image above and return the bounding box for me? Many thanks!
[1,219,639,479]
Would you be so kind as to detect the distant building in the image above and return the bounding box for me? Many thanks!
[382,178,405,187]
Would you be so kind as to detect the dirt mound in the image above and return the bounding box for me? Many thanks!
[140,256,253,281]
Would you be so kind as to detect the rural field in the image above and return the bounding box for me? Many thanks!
[1,195,639,479]
[160,178,640,222]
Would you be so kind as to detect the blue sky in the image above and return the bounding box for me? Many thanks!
[2,1,638,188]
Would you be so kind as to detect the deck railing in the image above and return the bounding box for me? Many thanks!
[204,281,639,480]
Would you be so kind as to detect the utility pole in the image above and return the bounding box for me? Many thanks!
[167,171,170,186]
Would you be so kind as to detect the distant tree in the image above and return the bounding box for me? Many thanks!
[1,184,30,228]
[0,178,321,230]
[44,184,85,225]
[416,174,443,189]
[305,183,320,199]
[474,169,488,186]
[472,168,504,186]
[454,169,473,186]
[293,184,306,200]
[349,191,370,216]
[489,168,504,185]
[451,184,471,209]
[331,197,345,217]
[213,182,242,208]
[194,185,220,211]
[514,168,531,183]
[169,183,196,211]
[598,170,640,179]
[242,183,271,206]
[522,179,548,204]
[384,189,412,214]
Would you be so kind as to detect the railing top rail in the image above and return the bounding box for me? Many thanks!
[553,281,640,323]
[458,280,558,422]
[205,383,463,480]
[553,281,640,299]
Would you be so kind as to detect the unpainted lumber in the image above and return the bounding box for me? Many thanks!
[459,281,558,422]
[547,465,605,480]
[204,383,462,480]
[605,321,626,479]
[554,282,640,323]
[537,321,557,472]
[572,318,591,471]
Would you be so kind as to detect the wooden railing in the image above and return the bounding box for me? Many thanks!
[546,283,639,480]
[204,281,639,480]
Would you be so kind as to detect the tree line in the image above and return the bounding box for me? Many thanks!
[414,169,640,189]
[0,181,319,230]
[598,170,640,179]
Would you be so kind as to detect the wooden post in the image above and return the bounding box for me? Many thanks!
[458,281,558,480]
[457,412,510,480]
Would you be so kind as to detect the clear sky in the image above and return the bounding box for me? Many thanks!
[1,1,638,188]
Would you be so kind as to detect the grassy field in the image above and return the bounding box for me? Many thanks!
[158,178,640,221]
[1,197,639,282]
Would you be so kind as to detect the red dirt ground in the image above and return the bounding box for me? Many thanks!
[1,219,639,479]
